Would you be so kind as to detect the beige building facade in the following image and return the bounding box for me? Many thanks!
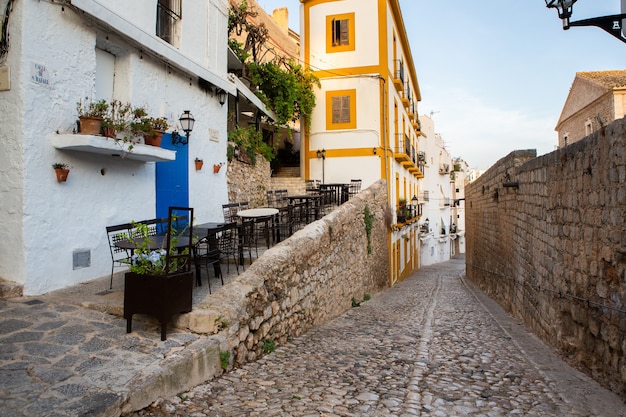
[556,70,626,148]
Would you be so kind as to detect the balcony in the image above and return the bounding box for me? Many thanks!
[401,83,411,108]
[393,60,404,92]
[396,203,422,225]
[407,100,415,120]
[393,133,411,163]
[439,163,450,175]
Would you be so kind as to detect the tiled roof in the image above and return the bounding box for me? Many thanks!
[577,70,626,89]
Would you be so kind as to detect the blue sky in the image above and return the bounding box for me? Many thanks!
[255,0,626,169]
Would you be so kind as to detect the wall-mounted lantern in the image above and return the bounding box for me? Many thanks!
[216,89,227,106]
[172,110,195,146]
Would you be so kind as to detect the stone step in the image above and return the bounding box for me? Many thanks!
[270,176,306,196]
[272,166,300,177]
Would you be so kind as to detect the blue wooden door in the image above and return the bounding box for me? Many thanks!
[156,133,189,219]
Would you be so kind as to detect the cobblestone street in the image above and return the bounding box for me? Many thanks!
[129,257,626,417]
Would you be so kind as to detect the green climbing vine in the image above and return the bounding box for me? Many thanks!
[364,205,374,254]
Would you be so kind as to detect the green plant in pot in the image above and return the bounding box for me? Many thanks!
[102,100,132,138]
[76,98,109,135]
[143,117,169,146]
[123,216,193,341]
[52,162,70,183]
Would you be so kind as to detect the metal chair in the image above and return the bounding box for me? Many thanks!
[274,189,288,208]
[266,190,276,207]
[164,206,194,274]
[349,179,362,199]
[222,203,240,223]
[219,221,240,274]
[192,234,222,291]
[305,180,318,195]
[106,222,133,289]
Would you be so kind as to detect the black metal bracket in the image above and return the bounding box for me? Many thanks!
[171,131,188,146]
[568,14,626,44]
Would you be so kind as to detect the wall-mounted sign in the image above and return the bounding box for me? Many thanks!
[31,62,50,86]
[209,128,219,142]
[0,66,9,91]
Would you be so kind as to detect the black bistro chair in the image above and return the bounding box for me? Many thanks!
[106,222,133,289]
[193,234,222,292]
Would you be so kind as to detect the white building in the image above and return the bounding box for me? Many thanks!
[300,0,423,285]
[416,115,455,266]
[0,0,266,295]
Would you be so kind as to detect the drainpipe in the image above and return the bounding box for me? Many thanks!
[378,75,395,285]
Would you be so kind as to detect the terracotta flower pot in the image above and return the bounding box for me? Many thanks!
[103,127,116,138]
[54,168,70,183]
[213,164,222,173]
[195,160,204,171]
[79,116,103,135]
[144,130,164,147]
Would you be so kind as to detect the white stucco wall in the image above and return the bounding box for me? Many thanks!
[1,0,230,295]
[0,0,25,285]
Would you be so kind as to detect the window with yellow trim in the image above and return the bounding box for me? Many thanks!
[326,13,355,53]
[326,90,356,130]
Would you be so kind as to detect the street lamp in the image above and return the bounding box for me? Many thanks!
[316,149,326,183]
[545,0,626,43]
[544,0,576,28]
[411,195,418,218]
[172,110,195,146]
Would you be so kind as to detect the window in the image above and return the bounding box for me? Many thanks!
[157,0,182,46]
[585,119,593,136]
[332,96,350,124]
[326,89,356,130]
[332,18,349,46]
[326,13,355,52]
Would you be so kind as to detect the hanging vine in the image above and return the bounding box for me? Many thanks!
[228,0,319,128]
[0,0,14,59]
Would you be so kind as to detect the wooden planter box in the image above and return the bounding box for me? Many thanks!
[123,270,193,340]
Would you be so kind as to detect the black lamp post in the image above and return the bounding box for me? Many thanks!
[316,149,326,184]
[172,110,195,146]
[411,195,418,218]
[545,0,626,43]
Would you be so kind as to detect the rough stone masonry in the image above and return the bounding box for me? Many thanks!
[465,118,626,399]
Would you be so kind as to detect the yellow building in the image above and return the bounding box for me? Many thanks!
[301,0,423,285]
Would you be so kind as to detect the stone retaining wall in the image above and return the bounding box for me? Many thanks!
[179,180,390,366]
[227,156,271,207]
[465,119,626,398]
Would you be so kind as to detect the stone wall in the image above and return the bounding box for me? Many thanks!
[178,180,390,366]
[227,156,272,207]
[465,119,626,398]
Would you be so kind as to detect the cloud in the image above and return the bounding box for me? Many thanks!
[420,88,557,170]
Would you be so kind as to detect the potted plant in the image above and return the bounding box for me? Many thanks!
[397,198,410,224]
[123,216,194,341]
[143,117,169,146]
[129,106,150,137]
[195,158,204,171]
[213,162,224,173]
[76,98,109,135]
[52,162,70,183]
[102,100,132,138]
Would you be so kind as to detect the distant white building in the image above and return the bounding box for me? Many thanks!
[416,115,460,266]
[0,0,268,295]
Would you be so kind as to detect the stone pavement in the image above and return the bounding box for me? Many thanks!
[128,257,626,417]
[0,264,237,417]
[1,256,625,417]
